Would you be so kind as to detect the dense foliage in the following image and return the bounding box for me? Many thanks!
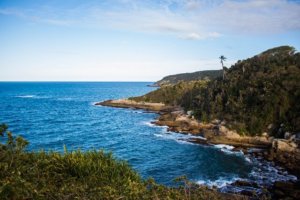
[131,81,208,106]
[135,46,300,136]
[0,124,233,200]
[186,46,300,136]
[154,70,222,86]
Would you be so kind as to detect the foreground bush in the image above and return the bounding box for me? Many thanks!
[0,124,243,200]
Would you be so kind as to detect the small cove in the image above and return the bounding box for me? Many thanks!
[0,82,296,190]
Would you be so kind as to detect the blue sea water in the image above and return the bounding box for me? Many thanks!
[0,82,296,188]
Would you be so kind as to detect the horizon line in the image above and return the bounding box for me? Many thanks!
[0,80,156,82]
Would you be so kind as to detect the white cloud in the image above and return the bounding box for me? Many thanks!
[180,32,221,40]
[0,58,235,81]
[1,0,300,39]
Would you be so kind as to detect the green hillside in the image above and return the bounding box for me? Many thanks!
[131,80,208,105]
[188,46,300,136]
[153,70,222,86]
[135,46,300,136]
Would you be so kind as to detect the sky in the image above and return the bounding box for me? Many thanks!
[0,0,300,81]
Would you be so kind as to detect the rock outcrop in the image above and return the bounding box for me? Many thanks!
[155,111,272,149]
[95,99,173,112]
[267,139,300,177]
[96,98,300,198]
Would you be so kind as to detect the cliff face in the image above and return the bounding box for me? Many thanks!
[153,70,222,87]
[133,46,300,137]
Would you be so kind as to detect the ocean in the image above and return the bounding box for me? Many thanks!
[0,82,296,189]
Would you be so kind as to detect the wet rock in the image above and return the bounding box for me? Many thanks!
[268,136,274,142]
[274,181,294,189]
[273,181,300,199]
[186,138,210,146]
[232,147,247,153]
[290,134,296,141]
[240,190,256,196]
[248,148,265,153]
[232,180,259,188]
[285,132,292,139]
[190,129,200,134]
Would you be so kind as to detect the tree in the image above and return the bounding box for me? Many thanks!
[219,55,227,80]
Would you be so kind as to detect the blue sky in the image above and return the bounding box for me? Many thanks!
[1,0,300,81]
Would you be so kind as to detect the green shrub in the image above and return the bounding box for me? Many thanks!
[0,124,237,200]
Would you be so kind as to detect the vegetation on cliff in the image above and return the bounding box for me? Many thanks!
[153,70,222,86]
[133,46,300,136]
[188,46,300,136]
[131,80,208,106]
[0,124,234,200]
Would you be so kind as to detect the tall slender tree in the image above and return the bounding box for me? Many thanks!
[219,55,227,80]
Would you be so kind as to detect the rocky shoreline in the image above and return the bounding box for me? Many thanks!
[96,99,300,199]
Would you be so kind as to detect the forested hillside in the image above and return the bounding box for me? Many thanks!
[134,46,300,136]
[131,80,208,105]
[153,70,222,86]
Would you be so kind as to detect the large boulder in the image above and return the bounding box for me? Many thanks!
[272,139,298,152]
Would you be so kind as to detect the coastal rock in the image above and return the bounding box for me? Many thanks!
[95,99,171,112]
[211,119,221,125]
[218,125,240,138]
[220,120,227,125]
[273,181,300,199]
[284,132,292,139]
[268,139,300,177]
[268,136,274,142]
[175,115,190,122]
[262,132,269,137]
[232,180,259,188]
[272,139,297,153]
[268,124,274,130]
[99,97,300,188]
[218,125,228,135]
[290,134,296,141]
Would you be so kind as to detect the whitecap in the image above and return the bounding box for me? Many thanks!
[197,176,241,188]
[214,144,241,155]
[91,102,100,106]
[244,156,252,163]
[142,121,156,127]
[214,144,235,150]
[185,133,207,140]
[16,95,36,98]
[154,132,202,146]
[133,111,143,114]
[16,95,50,99]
